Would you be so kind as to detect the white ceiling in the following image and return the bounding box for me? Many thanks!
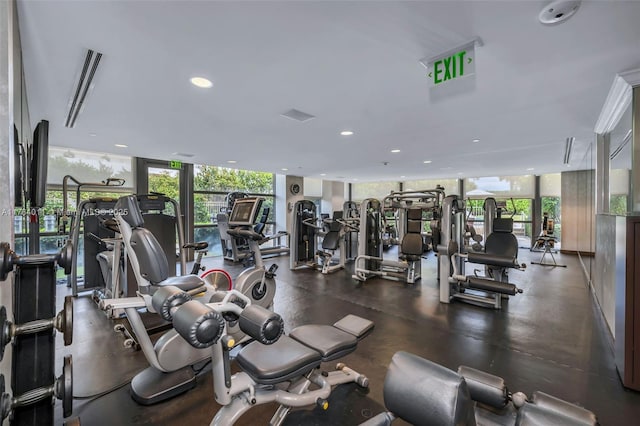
[17,0,640,183]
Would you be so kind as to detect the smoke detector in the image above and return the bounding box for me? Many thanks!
[539,1,581,25]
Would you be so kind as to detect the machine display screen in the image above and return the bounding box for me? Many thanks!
[229,198,263,226]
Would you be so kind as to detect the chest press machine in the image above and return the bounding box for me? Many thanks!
[439,196,525,309]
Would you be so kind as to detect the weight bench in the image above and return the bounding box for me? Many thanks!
[363,351,597,426]
[161,287,374,425]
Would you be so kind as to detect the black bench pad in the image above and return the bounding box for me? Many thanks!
[290,325,357,361]
[236,336,321,385]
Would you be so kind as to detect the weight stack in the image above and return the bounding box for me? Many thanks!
[12,258,56,425]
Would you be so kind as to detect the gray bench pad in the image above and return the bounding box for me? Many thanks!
[290,325,357,361]
[153,274,204,292]
[236,336,321,385]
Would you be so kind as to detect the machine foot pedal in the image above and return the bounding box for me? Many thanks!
[131,366,197,405]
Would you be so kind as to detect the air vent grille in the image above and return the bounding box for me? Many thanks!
[281,109,315,122]
[65,49,103,128]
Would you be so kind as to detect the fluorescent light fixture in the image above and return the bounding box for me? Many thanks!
[526,167,535,171]
[114,144,128,148]
[281,168,288,171]
[472,139,480,143]
[391,149,401,153]
[457,172,464,175]
[400,175,406,178]
[340,130,354,136]
[190,77,213,88]
[89,133,97,137]
[320,173,326,176]
[353,178,359,181]
[563,137,574,164]
[227,160,237,164]
[423,160,432,164]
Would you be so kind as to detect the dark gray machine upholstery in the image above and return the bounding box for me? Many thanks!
[116,195,203,292]
[382,351,477,426]
[116,195,145,228]
[528,392,597,425]
[400,208,424,260]
[236,336,322,385]
[290,325,357,361]
[485,218,518,259]
[237,314,372,385]
[457,365,509,408]
[364,352,597,426]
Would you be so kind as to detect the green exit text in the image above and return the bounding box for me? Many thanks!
[431,50,469,85]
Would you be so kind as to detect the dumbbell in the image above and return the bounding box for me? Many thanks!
[0,355,73,419]
[0,296,73,360]
[0,241,73,281]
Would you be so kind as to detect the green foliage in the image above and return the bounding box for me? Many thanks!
[610,195,628,215]
[148,171,180,200]
[541,197,560,220]
[194,166,273,194]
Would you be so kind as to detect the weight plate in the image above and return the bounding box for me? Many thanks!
[59,242,73,276]
[63,296,73,346]
[0,307,7,361]
[201,269,232,291]
[62,355,73,418]
[0,243,11,282]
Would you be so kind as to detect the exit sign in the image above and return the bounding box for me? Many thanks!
[169,160,182,169]
[420,38,481,88]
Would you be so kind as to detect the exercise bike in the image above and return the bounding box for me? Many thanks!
[154,286,373,426]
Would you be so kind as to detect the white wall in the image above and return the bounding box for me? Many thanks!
[275,174,304,236]
[321,180,345,215]
[0,0,16,410]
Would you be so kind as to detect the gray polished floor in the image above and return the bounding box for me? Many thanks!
[55,249,640,425]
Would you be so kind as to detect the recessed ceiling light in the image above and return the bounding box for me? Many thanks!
[114,144,128,148]
[423,160,432,164]
[190,77,213,88]
[227,160,237,164]
[320,173,326,176]
[340,130,354,136]
[391,149,401,153]
[281,168,288,171]
[400,176,406,178]
[353,178,359,181]
[472,139,480,143]
[89,133,97,137]
[457,172,464,176]
[526,167,535,171]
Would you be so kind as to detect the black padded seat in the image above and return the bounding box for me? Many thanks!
[236,336,322,385]
[399,233,423,261]
[152,274,204,292]
[290,325,357,361]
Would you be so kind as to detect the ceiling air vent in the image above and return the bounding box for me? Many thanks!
[281,109,315,122]
[172,152,195,158]
[563,137,574,164]
[65,49,103,128]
